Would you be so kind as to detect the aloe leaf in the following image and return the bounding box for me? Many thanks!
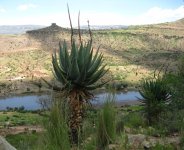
[86,65,108,85]
[52,54,67,84]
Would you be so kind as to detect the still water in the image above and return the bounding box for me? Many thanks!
[0,91,142,110]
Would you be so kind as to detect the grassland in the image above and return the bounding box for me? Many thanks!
[2,105,183,149]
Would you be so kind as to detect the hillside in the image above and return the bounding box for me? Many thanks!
[162,18,184,28]
[0,18,184,96]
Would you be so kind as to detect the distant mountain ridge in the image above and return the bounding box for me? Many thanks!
[80,25,128,30]
[0,25,45,34]
[0,18,183,34]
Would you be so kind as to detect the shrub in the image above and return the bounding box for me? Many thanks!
[118,132,130,150]
[157,109,184,135]
[116,117,125,135]
[151,143,175,150]
[42,103,70,150]
[180,133,184,149]
[6,133,40,150]
[139,77,171,125]
[163,73,184,110]
[123,112,145,128]
[178,55,184,77]
[163,55,184,110]
[82,137,96,150]
[96,95,116,149]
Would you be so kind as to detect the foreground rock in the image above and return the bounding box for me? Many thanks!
[127,133,180,149]
[0,136,16,150]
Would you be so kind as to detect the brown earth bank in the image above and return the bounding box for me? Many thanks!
[0,125,43,137]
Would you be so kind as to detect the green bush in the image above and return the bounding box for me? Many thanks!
[178,55,184,77]
[180,133,184,150]
[157,109,184,135]
[123,112,145,128]
[82,137,96,150]
[6,133,40,150]
[42,103,70,150]
[116,117,125,135]
[96,95,116,149]
[118,132,130,150]
[151,143,175,150]
[164,73,184,110]
[163,55,184,110]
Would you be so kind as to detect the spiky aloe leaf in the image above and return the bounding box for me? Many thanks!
[86,65,108,86]
[68,41,80,80]
[70,57,80,81]
[86,80,109,90]
[52,54,67,84]
[87,54,103,76]
[70,41,78,61]
[83,42,92,64]
[63,42,71,76]
[76,42,91,83]
[58,42,66,71]
[86,48,94,68]
[77,43,84,72]
[89,46,100,68]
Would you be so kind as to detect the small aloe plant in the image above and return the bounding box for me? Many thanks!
[139,77,171,124]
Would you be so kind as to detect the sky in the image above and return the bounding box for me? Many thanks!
[0,0,184,26]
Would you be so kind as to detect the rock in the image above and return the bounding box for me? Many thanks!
[142,140,151,149]
[126,133,181,149]
[124,127,131,133]
[108,144,118,150]
[166,136,180,145]
[0,136,16,150]
[128,134,146,145]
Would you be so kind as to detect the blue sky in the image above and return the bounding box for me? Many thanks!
[0,0,184,26]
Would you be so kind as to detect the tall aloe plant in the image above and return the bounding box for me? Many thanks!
[52,8,108,143]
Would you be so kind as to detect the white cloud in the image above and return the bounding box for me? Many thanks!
[79,6,184,25]
[136,5,184,25]
[1,5,184,25]
[71,5,184,25]
[0,8,6,13]
[17,4,37,11]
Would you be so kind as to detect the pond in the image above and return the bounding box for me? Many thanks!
[92,91,142,105]
[0,91,142,110]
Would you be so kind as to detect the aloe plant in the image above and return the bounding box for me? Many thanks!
[52,40,108,91]
[52,9,108,143]
[139,77,171,125]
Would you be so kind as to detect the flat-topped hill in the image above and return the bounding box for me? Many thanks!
[26,23,69,34]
